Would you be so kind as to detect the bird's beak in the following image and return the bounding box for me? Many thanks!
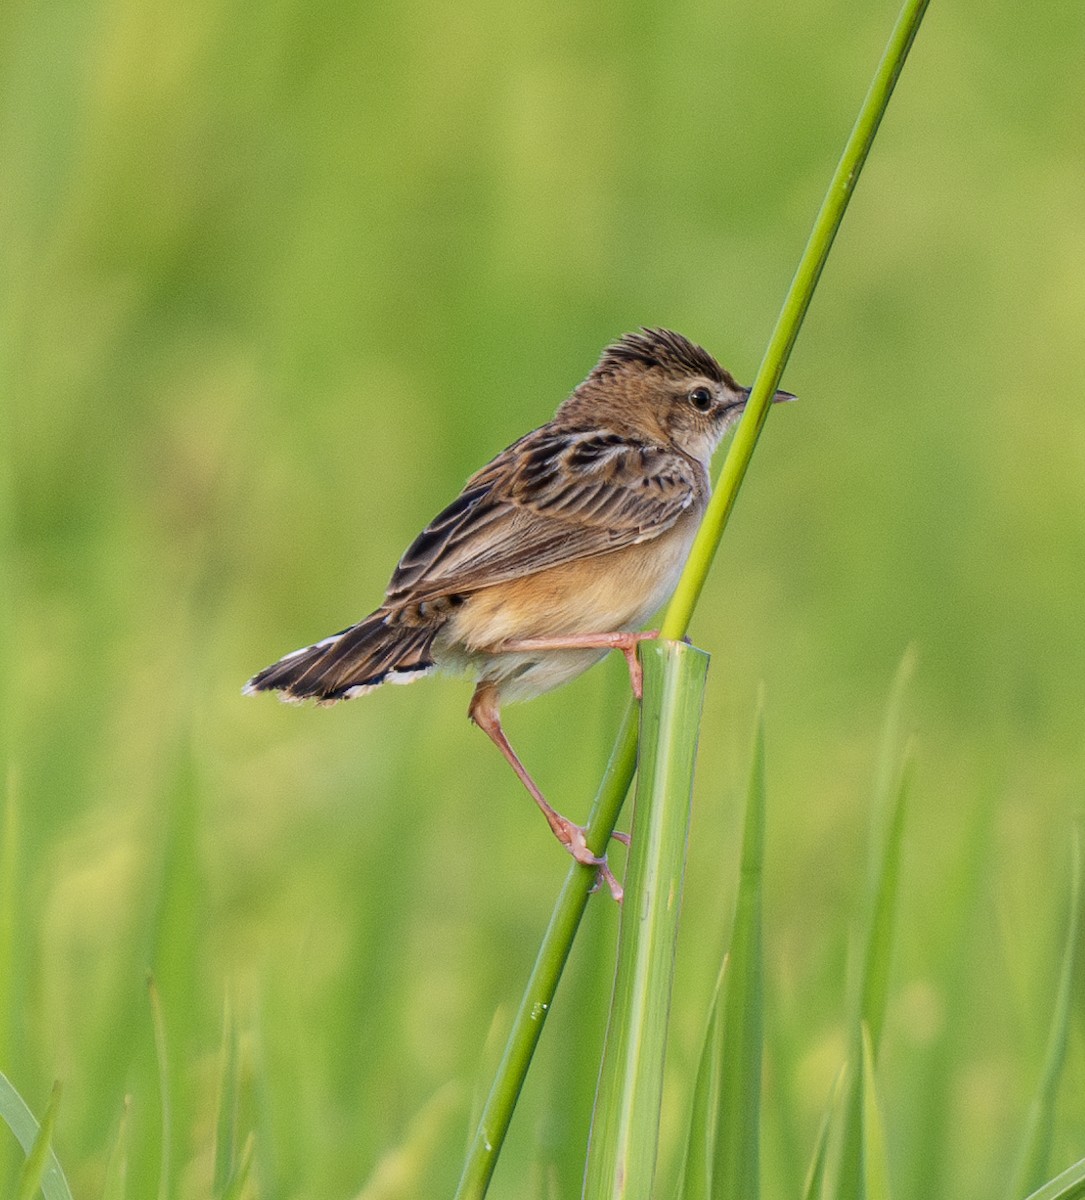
[738,386,797,405]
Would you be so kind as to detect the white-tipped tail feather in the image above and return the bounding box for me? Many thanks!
[244,610,439,704]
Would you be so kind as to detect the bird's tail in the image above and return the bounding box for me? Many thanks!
[243,609,439,704]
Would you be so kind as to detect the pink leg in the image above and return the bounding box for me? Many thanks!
[495,630,660,699]
[469,683,624,902]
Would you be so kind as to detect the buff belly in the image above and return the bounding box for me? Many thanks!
[434,522,698,704]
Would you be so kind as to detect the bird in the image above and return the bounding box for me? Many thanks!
[245,328,792,898]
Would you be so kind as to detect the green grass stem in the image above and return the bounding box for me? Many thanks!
[583,642,709,1200]
[661,0,931,641]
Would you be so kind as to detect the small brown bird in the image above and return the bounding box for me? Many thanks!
[246,329,791,897]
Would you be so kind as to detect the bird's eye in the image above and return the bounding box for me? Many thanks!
[689,387,714,413]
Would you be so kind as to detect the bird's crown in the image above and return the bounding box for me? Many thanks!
[590,328,726,384]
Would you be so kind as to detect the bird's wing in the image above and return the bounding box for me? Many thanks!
[385,428,702,605]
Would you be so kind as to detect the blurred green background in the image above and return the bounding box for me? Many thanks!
[3,0,1084,1196]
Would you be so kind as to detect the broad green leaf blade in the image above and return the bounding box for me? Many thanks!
[0,1074,73,1200]
[710,709,766,1200]
[584,640,709,1200]
[680,960,728,1200]
[1020,1158,1085,1200]
[1008,831,1082,1200]
[859,1026,892,1200]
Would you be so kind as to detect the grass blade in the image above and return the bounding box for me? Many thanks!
[857,748,912,1049]
[0,1074,73,1200]
[15,1082,60,1200]
[1020,1158,1085,1200]
[147,975,172,1200]
[100,1100,130,1200]
[1007,831,1082,1200]
[709,707,766,1200]
[859,653,915,1054]
[213,995,241,1198]
[859,1026,892,1200]
[801,1066,847,1200]
[680,959,727,1200]
[815,661,913,1200]
[0,773,18,1070]
[10,1080,70,1200]
[583,640,709,1200]
[15,1081,60,1200]
[219,1134,255,1200]
[357,1082,463,1200]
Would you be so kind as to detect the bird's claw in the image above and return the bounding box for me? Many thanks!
[568,826,624,903]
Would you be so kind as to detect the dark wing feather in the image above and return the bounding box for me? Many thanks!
[386,428,701,605]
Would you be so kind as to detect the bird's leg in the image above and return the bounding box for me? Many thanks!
[468,683,624,902]
[494,630,660,699]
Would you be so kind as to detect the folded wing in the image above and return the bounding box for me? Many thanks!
[386,429,701,606]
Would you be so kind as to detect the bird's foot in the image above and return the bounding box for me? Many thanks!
[564,822,624,903]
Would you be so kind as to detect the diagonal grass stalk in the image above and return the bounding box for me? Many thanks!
[662,0,931,641]
[455,1,931,1192]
